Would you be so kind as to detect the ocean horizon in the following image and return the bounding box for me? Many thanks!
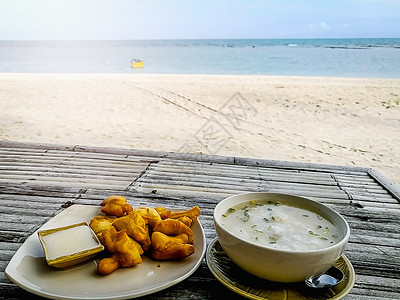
[1,38,399,78]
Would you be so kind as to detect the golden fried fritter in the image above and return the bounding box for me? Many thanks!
[151,232,194,260]
[97,254,120,275]
[100,195,126,206]
[133,207,162,227]
[176,216,193,227]
[155,207,171,219]
[97,227,143,275]
[112,211,151,251]
[89,216,114,236]
[169,206,200,223]
[153,218,194,243]
[100,195,133,217]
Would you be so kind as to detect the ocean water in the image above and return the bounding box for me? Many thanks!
[0,38,399,78]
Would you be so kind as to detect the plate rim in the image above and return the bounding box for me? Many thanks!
[5,204,206,300]
[206,237,355,300]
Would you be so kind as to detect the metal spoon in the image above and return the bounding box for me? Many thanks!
[305,266,345,289]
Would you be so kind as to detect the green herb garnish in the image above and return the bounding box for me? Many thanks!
[269,236,278,243]
[240,209,250,222]
[252,225,263,233]
[309,230,330,241]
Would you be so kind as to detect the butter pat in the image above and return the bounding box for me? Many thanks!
[38,222,104,269]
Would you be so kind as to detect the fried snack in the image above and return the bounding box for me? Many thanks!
[100,195,126,206]
[98,227,144,258]
[155,207,171,219]
[176,216,193,227]
[89,216,115,236]
[112,211,151,251]
[97,227,143,275]
[90,198,201,275]
[151,232,194,260]
[97,254,119,275]
[133,207,162,227]
[100,195,133,217]
[153,218,194,243]
[115,234,144,267]
[97,227,117,252]
[169,206,200,223]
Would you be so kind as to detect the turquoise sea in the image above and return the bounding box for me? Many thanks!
[0,38,399,78]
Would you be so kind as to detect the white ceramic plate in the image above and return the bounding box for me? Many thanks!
[5,205,206,300]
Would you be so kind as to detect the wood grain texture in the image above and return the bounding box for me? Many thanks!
[0,141,399,299]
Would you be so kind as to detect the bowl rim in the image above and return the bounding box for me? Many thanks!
[214,192,350,255]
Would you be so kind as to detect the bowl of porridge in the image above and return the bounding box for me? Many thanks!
[214,192,350,283]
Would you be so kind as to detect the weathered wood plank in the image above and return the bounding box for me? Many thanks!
[0,213,49,226]
[0,140,371,173]
[0,194,77,203]
[368,168,400,201]
[0,179,130,190]
[133,182,350,200]
[0,141,399,300]
[0,205,60,218]
[0,147,159,162]
[0,166,145,177]
[0,242,21,252]
[0,173,134,183]
[136,175,392,201]
[0,157,148,169]
[142,168,339,186]
[0,154,153,168]
[0,183,85,194]
[154,160,375,187]
[347,219,400,235]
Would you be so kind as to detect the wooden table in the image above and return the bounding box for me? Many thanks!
[0,141,399,299]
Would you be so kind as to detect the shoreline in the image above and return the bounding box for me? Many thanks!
[2,72,400,79]
[1,73,399,186]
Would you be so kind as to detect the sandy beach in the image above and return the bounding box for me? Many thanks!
[0,73,399,186]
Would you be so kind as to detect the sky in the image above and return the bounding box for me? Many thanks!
[0,0,399,40]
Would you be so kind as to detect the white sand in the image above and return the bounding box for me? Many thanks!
[0,73,399,186]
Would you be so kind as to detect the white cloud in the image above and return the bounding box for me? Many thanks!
[320,22,331,29]
[308,22,331,30]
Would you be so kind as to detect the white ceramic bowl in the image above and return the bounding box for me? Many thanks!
[214,192,350,283]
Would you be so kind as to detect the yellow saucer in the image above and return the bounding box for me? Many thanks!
[206,238,355,300]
